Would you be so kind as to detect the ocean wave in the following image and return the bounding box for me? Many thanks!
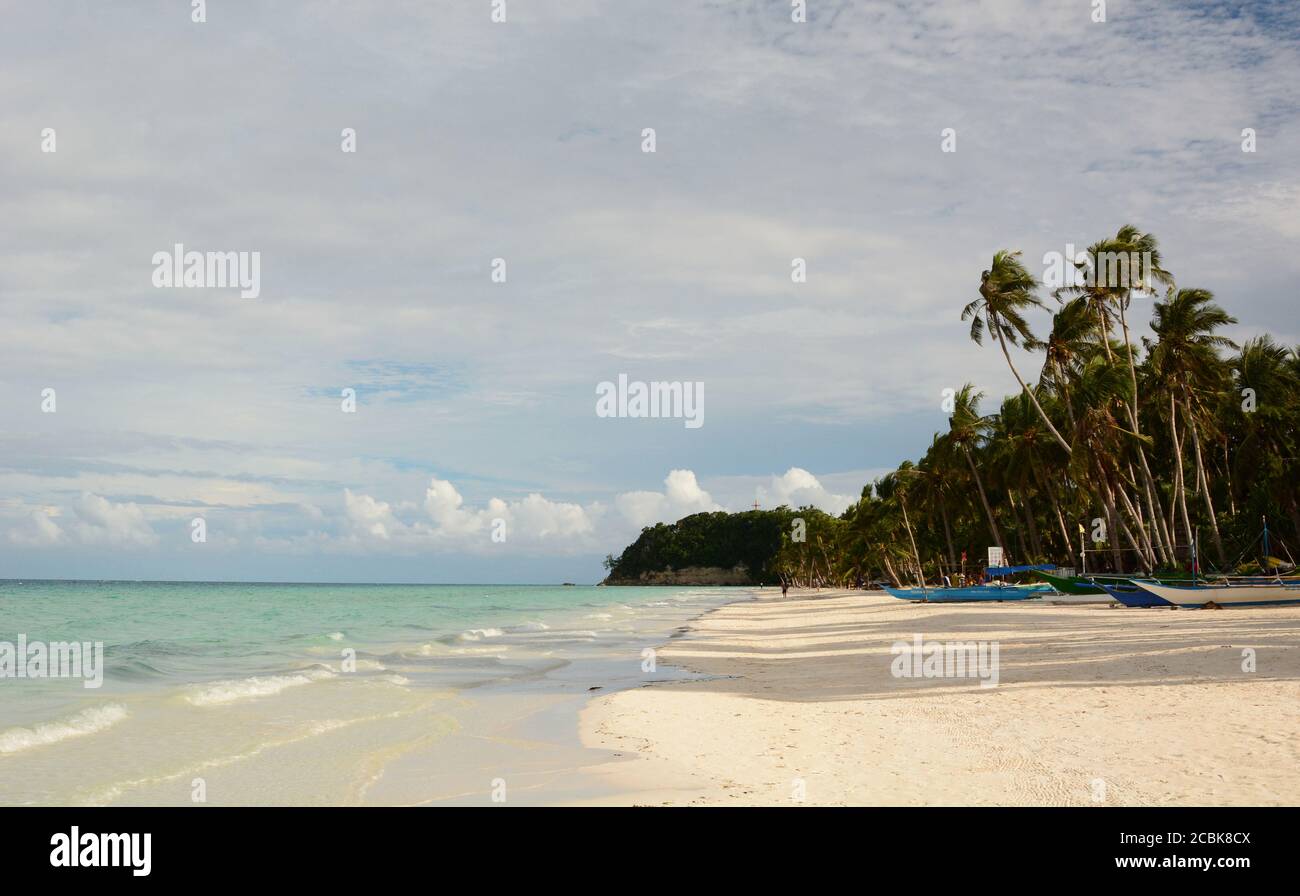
[507,621,549,633]
[106,639,200,658]
[585,613,613,620]
[184,668,335,706]
[105,658,169,681]
[0,704,128,755]
[326,632,345,642]
[444,627,504,643]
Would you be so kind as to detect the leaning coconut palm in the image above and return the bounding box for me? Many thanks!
[1039,296,1096,430]
[1067,354,1156,571]
[946,384,1005,554]
[1148,287,1238,564]
[963,250,1073,455]
[1056,227,1177,565]
[914,436,961,567]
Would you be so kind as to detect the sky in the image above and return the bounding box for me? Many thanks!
[1,0,1297,583]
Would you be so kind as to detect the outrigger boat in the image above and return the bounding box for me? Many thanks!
[883,565,1053,603]
[1033,570,1190,596]
[1125,578,1300,608]
[1104,522,1300,608]
[882,583,1050,603]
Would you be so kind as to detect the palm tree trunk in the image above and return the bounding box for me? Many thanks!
[1222,441,1237,517]
[1024,496,1044,559]
[996,328,1073,454]
[1116,301,1177,567]
[1120,462,1157,567]
[963,446,1005,553]
[1096,304,1114,362]
[1139,454,1174,566]
[899,496,926,588]
[1031,457,1073,561]
[1169,393,1194,552]
[1114,480,1155,570]
[939,499,957,566]
[881,554,902,588]
[1055,360,1079,431]
[1182,394,1225,564]
[1117,299,1143,426]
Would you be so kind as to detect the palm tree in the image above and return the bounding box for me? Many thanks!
[1229,337,1300,544]
[1039,296,1096,431]
[947,384,1005,554]
[1066,354,1154,571]
[963,250,1073,454]
[1057,227,1176,566]
[1148,287,1237,564]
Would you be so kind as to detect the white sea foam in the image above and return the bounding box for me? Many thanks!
[326,632,345,642]
[457,627,504,642]
[352,659,386,672]
[0,704,128,755]
[185,668,335,706]
[586,613,613,620]
[508,621,549,633]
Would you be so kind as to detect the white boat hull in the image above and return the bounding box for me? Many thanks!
[1131,580,1300,608]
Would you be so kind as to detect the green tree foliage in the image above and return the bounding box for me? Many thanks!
[606,228,1299,584]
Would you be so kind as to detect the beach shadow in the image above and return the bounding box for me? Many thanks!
[649,594,1300,703]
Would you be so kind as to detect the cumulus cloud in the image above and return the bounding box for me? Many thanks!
[67,493,159,547]
[333,469,723,553]
[6,507,64,547]
[423,477,594,543]
[6,493,158,548]
[756,468,855,517]
[614,470,721,529]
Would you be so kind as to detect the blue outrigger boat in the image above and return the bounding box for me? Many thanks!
[882,565,1054,603]
[882,583,1050,602]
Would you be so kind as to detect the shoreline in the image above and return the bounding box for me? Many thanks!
[0,583,751,806]
[578,588,1300,806]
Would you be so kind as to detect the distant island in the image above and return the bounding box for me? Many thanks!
[602,507,843,586]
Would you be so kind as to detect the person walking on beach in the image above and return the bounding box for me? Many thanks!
[781,580,789,598]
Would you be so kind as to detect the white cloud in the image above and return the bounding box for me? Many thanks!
[344,489,404,541]
[67,493,159,548]
[756,468,855,516]
[6,493,158,549]
[6,507,64,547]
[614,469,721,530]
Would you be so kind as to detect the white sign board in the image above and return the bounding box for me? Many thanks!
[987,547,1004,568]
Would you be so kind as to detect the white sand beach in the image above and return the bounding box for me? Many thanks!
[580,589,1300,806]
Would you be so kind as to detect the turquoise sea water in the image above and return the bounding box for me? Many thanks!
[0,580,746,805]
